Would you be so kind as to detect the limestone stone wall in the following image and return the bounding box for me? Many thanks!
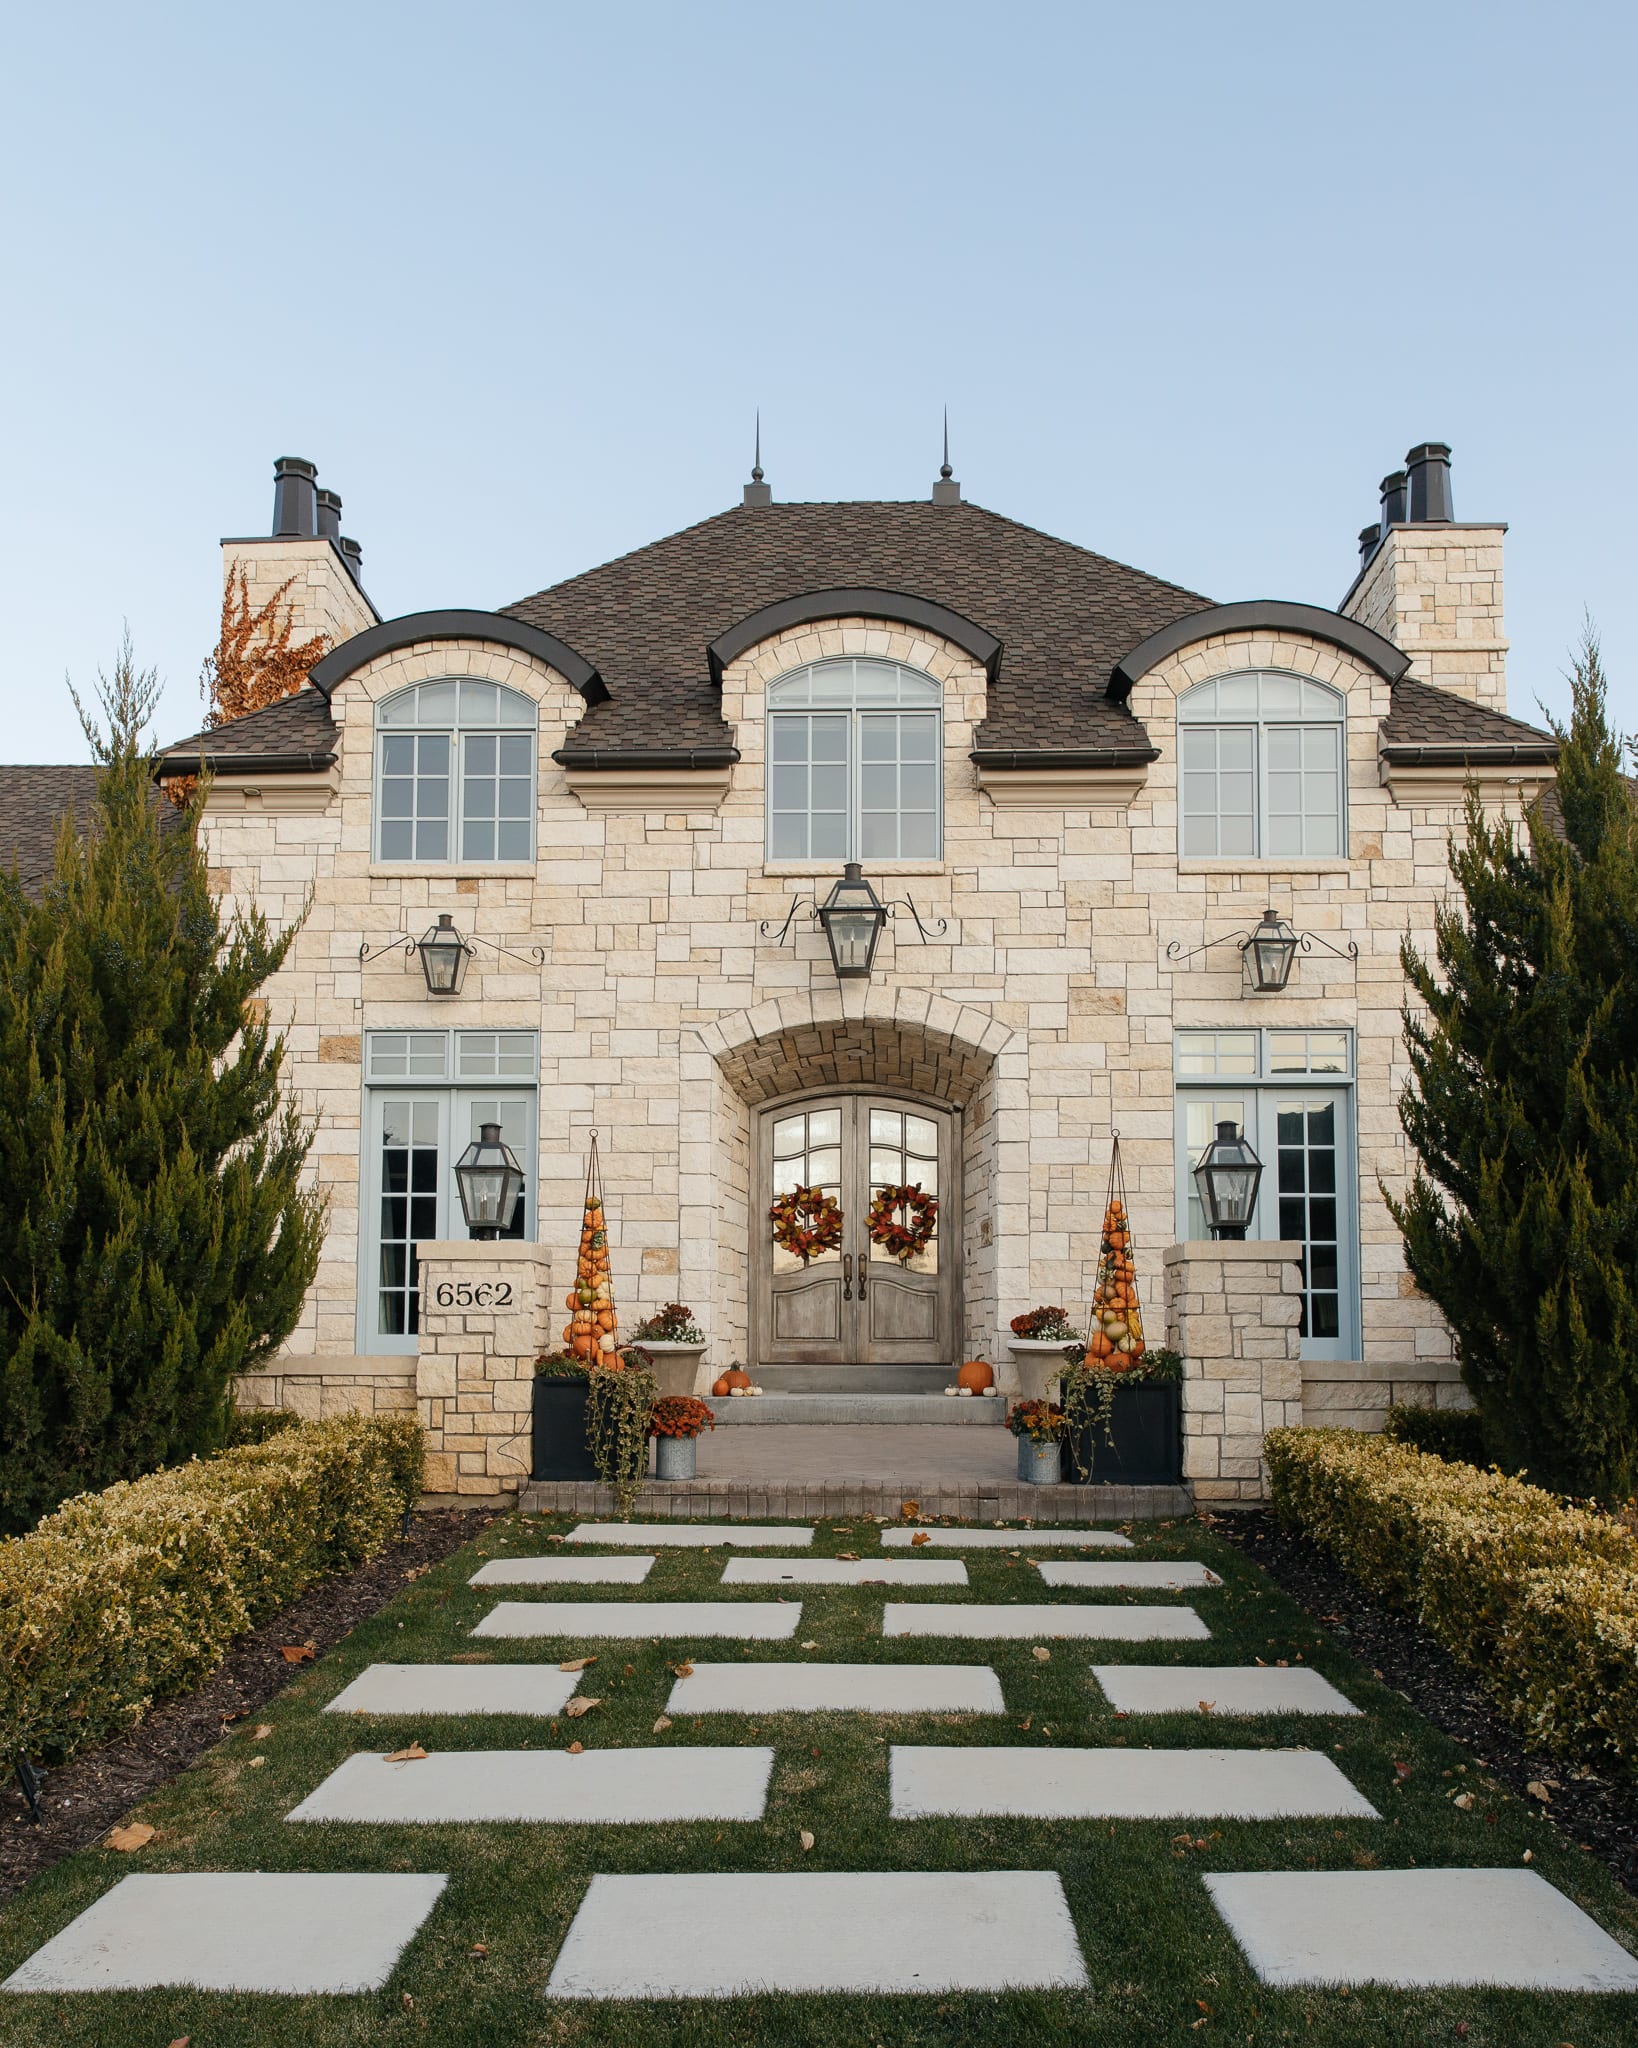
[1165,1240,1305,1502]
[197,609,1541,1390]
[414,1239,549,1497]
[221,536,376,651]
[234,1354,415,1421]
[1341,524,1508,711]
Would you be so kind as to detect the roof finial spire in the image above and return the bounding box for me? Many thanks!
[933,406,961,505]
[743,410,772,506]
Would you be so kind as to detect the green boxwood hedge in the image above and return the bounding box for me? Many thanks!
[1266,1426,1638,1774]
[0,1411,422,1769]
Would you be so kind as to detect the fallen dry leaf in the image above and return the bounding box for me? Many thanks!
[653,1715,673,1733]
[547,1534,565,1544]
[1527,1780,1552,1803]
[107,1823,155,1852]
[385,1743,429,1763]
[248,1756,267,1769]
[1032,1646,1051,1662]
[1454,1791,1475,1811]
[564,1697,601,1719]
[469,1943,489,1957]
[910,1532,931,1547]
[836,1552,859,1562]
[567,1740,584,1754]
[669,1661,694,1678]
[279,1644,315,1664]
[170,2038,190,2047]
[900,1500,921,1518]
[1522,1848,1534,1863]
[799,1829,815,1851]
[559,1656,598,1673]
[253,1724,273,1740]
[1198,1701,1216,1715]
[800,1640,819,1650]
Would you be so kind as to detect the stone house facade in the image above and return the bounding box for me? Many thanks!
[157,446,1558,1497]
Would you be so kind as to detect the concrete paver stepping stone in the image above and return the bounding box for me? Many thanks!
[288,1747,773,1825]
[1036,1560,1221,1590]
[667,1662,1006,1715]
[0,1873,447,1994]
[883,1602,1209,1641]
[890,1746,1378,1820]
[1092,1665,1361,1717]
[544,1870,1087,1997]
[1205,1869,1638,1990]
[881,1527,1131,1549]
[566,1522,814,1547]
[471,1601,802,1640]
[325,1663,582,1718]
[470,1554,655,1585]
[721,1557,967,1586]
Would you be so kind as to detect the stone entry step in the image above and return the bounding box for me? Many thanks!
[325,1663,582,1718]
[1205,1869,1638,1990]
[754,1364,956,1394]
[883,1602,1210,1641]
[708,1392,1004,1425]
[544,1870,1088,1997]
[890,1746,1377,1821]
[0,1873,448,1994]
[1091,1665,1361,1717]
[472,1600,803,1640]
[288,1748,774,1825]
[666,1662,1007,1716]
[881,1527,1132,1550]
[720,1556,968,1586]
[1035,1560,1222,1590]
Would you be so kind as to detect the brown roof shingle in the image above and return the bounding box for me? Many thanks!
[0,765,103,893]
[157,686,337,773]
[1380,676,1558,764]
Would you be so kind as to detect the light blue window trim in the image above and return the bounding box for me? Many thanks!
[766,658,943,861]
[374,679,538,864]
[1178,671,1345,859]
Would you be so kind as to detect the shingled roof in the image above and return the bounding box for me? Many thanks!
[0,765,103,893]
[1380,676,1558,766]
[502,499,1210,765]
[156,686,337,775]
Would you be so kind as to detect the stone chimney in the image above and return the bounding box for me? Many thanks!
[220,457,379,661]
[1340,442,1508,712]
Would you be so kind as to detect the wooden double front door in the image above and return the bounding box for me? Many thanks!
[756,1093,959,1369]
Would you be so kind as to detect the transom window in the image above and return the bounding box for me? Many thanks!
[1178,671,1344,859]
[766,658,942,861]
[374,679,537,863]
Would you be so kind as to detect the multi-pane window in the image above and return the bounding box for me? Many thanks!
[1177,672,1345,859]
[766,659,942,861]
[375,680,537,863]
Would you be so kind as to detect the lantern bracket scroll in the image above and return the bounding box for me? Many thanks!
[1164,907,1358,995]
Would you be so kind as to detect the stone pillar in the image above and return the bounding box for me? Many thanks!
[414,1240,551,1498]
[1163,1240,1304,1503]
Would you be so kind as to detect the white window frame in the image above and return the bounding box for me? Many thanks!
[764,657,943,863]
[358,1030,540,1354]
[374,678,539,865]
[1177,671,1346,860]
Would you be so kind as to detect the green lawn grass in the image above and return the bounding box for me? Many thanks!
[1,1512,1634,2047]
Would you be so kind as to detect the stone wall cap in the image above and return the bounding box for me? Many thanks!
[1163,1240,1304,1262]
[418,1239,552,1262]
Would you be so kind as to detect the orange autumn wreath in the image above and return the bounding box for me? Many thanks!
[769,1184,844,1264]
[867,1183,939,1263]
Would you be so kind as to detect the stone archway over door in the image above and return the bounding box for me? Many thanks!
[757,1091,959,1370]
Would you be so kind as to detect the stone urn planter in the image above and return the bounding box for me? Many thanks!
[1064,1379,1183,1486]
[531,1373,597,1481]
[639,1343,708,1399]
[1006,1340,1081,1406]
[654,1433,698,1481]
[1017,1436,1064,1486]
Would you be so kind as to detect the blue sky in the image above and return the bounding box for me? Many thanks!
[2,1,1632,758]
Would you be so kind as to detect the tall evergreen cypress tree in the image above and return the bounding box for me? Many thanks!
[0,640,324,1533]
[1389,632,1638,1501]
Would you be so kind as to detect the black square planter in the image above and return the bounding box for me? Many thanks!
[1064,1379,1182,1485]
[531,1375,598,1481]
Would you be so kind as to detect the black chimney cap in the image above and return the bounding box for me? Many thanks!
[315,488,342,542]
[272,456,318,539]
[1358,524,1381,568]
[1405,442,1454,523]
[1379,469,1408,527]
[337,535,365,584]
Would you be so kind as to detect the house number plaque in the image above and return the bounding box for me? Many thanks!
[431,1280,514,1309]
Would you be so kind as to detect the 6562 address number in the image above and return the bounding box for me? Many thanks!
[431,1281,513,1309]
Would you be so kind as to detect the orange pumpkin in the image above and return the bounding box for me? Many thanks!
[956,1358,994,1392]
[720,1368,752,1392]
[711,1374,733,1397]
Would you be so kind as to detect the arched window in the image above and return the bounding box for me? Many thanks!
[1177,672,1345,858]
[374,679,538,863]
[765,658,942,861]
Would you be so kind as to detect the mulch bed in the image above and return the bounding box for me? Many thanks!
[0,1506,497,1905]
[1210,1507,1638,1896]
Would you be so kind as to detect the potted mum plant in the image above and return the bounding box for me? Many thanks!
[1005,1305,1083,1405]
[649,1393,715,1481]
[531,1352,598,1481]
[629,1302,708,1398]
[1007,1398,1069,1486]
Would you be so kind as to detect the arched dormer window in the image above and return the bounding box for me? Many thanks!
[765,658,942,861]
[375,679,538,863]
[1177,672,1345,858]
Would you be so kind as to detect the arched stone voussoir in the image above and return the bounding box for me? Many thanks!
[697,986,1011,1109]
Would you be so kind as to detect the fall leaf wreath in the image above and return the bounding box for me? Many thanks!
[768,1184,844,1264]
[867,1182,939,1263]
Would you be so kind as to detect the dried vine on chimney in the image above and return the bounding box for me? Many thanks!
[202,566,331,729]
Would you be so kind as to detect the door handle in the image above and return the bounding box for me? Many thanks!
[858,1251,869,1299]
[841,1252,853,1300]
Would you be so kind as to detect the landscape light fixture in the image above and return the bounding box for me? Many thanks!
[416,913,474,995]
[1192,1120,1264,1240]
[454,1123,525,1239]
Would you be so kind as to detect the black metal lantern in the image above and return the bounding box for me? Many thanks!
[816,863,888,980]
[1192,1119,1264,1240]
[417,913,473,995]
[1243,907,1300,993]
[454,1122,525,1239]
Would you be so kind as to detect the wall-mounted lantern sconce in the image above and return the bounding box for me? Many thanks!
[417,913,474,995]
[454,1122,525,1239]
[1166,906,1357,993]
[759,864,948,984]
[1192,1119,1264,1239]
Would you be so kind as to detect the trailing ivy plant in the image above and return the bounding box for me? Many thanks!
[1060,1347,1183,1480]
[584,1347,658,1516]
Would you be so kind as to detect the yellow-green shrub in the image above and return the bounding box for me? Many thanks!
[1266,1426,1638,1772]
[0,1412,422,1769]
